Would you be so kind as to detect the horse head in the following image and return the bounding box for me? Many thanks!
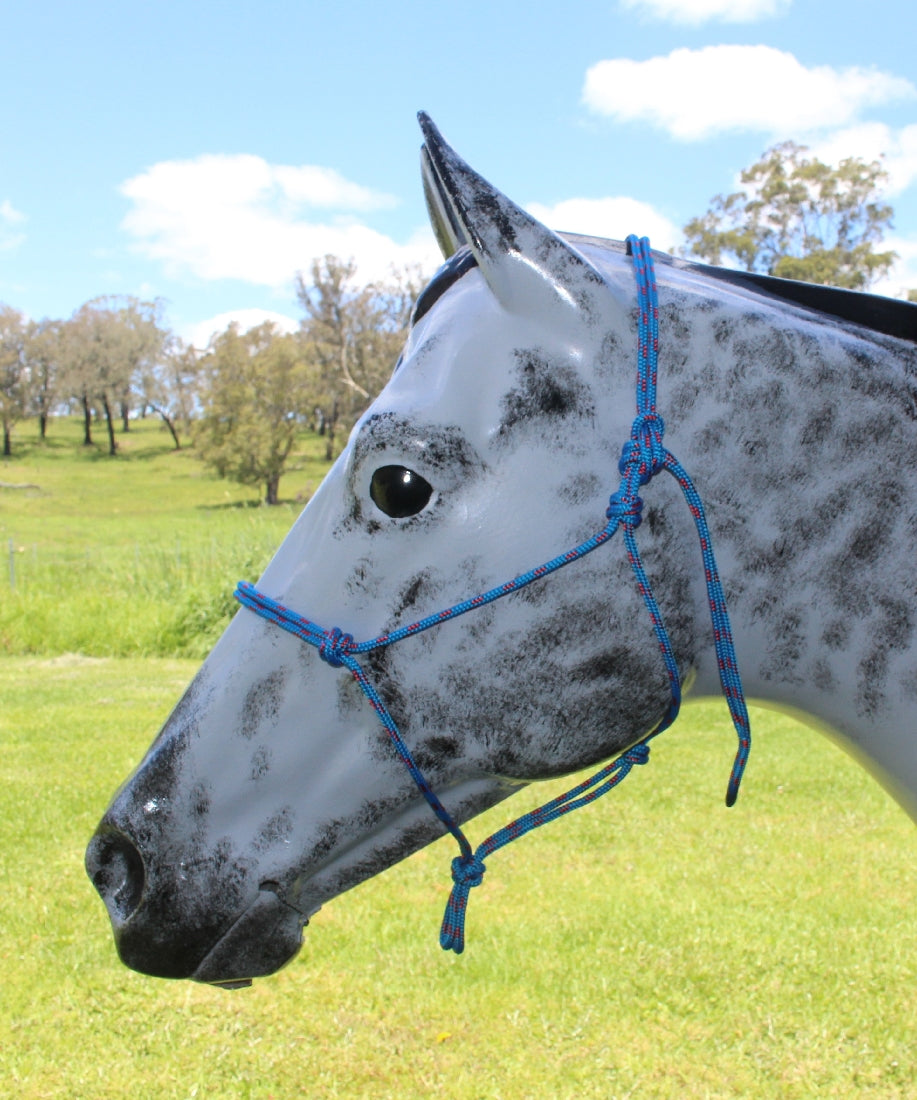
[86,114,917,986]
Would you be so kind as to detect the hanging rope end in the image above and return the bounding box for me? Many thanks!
[439,853,486,955]
[439,926,466,955]
[724,737,751,807]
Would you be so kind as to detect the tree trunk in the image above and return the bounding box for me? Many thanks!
[2,421,11,457]
[325,397,337,461]
[82,395,93,445]
[265,474,280,505]
[120,400,130,433]
[101,395,117,456]
[157,409,181,450]
[39,411,48,440]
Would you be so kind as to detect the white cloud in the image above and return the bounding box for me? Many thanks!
[527,197,682,253]
[620,0,790,23]
[811,123,917,196]
[182,308,300,351]
[120,153,441,288]
[583,46,916,141]
[873,236,917,300]
[0,199,26,251]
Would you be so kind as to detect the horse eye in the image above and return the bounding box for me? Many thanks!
[370,466,434,518]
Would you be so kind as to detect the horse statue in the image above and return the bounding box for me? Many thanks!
[86,114,917,988]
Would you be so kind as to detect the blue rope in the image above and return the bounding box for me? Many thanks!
[234,235,751,953]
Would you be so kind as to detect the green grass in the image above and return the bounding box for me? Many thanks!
[0,417,330,656]
[2,657,917,1098]
[2,414,917,1096]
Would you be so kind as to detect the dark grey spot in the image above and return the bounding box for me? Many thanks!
[241,669,287,741]
[253,807,294,852]
[557,472,602,507]
[498,352,595,441]
[822,619,851,650]
[249,746,272,781]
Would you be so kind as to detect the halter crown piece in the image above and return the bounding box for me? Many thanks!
[235,237,751,954]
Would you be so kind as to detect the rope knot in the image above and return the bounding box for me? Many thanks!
[318,627,354,668]
[450,853,486,889]
[440,853,487,954]
[622,743,651,767]
[606,488,644,529]
[621,412,666,485]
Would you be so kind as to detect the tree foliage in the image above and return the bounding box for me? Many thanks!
[62,296,169,453]
[195,322,318,504]
[296,256,423,459]
[26,319,65,440]
[0,305,28,456]
[682,142,896,290]
[0,254,424,469]
[137,337,200,450]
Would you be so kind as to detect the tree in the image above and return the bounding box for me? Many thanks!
[195,322,318,504]
[26,318,64,440]
[0,305,28,456]
[136,337,200,450]
[296,256,423,459]
[63,296,168,454]
[58,311,99,446]
[682,142,896,290]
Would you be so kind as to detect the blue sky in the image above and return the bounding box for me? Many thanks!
[2,0,915,348]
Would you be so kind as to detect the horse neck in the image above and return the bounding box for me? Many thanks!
[657,298,917,817]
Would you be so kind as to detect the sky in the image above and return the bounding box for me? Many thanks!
[1,0,915,349]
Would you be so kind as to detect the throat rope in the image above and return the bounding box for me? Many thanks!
[234,236,751,954]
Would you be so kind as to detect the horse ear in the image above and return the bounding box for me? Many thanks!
[421,144,468,258]
[418,112,610,325]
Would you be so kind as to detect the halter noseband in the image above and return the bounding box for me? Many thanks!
[235,236,751,954]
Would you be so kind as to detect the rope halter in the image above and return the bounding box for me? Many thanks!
[234,236,751,954]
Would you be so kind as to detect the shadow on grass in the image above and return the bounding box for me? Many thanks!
[5,435,180,465]
[196,498,304,512]
[83,440,183,463]
[2,433,92,462]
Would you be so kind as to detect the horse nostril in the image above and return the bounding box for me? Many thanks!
[86,828,145,923]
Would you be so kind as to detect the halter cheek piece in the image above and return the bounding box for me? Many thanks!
[235,237,751,954]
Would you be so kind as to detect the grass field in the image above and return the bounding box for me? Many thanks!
[2,417,917,1097]
[0,418,327,657]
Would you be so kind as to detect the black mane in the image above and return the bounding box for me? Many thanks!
[570,233,917,345]
[412,236,917,345]
[679,257,916,345]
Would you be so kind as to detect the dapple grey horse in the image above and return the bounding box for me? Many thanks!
[87,114,917,987]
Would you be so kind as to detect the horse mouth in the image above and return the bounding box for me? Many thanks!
[190,882,310,987]
[87,822,311,985]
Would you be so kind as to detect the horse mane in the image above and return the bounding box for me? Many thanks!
[412,235,916,345]
[566,233,917,346]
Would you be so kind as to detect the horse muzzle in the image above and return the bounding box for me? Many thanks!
[85,823,307,986]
